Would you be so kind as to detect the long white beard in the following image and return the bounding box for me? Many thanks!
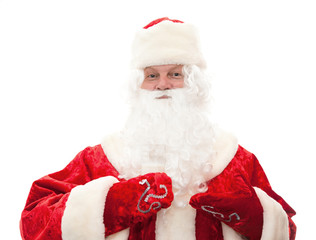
[119,66,215,206]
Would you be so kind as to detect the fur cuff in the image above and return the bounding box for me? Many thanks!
[254,187,289,240]
[61,176,119,240]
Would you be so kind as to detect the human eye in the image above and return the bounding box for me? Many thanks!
[145,73,158,81]
[170,72,183,79]
[148,74,157,78]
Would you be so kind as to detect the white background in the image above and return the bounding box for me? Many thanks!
[1,0,315,239]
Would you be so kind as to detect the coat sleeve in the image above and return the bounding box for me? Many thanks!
[20,145,119,240]
[249,152,297,240]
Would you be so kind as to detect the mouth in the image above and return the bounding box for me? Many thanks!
[156,95,171,99]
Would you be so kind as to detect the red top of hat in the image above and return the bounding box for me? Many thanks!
[143,17,184,29]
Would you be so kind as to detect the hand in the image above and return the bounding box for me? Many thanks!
[103,172,173,236]
[190,174,263,240]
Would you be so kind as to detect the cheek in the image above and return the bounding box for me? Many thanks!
[141,81,155,90]
[175,79,185,88]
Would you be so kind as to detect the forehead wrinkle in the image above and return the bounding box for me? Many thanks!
[144,65,183,72]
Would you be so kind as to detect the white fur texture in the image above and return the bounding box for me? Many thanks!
[105,229,130,240]
[156,201,196,240]
[209,127,239,179]
[61,176,118,240]
[131,21,206,69]
[222,222,244,240]
[254,187,290,240]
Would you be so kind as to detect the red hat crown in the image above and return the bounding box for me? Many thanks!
[143,17,184,29]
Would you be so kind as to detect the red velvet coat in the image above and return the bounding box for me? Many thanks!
[20,144,296,240]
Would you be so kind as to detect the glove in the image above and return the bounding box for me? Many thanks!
[103,172,173,236]
[190,174,263,240]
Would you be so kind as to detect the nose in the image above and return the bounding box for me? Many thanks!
[156,75,172,90]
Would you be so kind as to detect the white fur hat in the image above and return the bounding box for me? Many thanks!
[131,17,206,69]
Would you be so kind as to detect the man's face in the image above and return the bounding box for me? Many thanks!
[141,64,184,93]
[123,64,214,197]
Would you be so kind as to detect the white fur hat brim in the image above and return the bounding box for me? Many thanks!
[131,19,206,69]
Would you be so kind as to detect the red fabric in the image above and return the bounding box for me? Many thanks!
[195,209,224,239]
[190,174,264,239]
[193,145,296,240]
[143,17,184,29]
[103,172,173,236]
[239,146,297,239]
[20,144,296,240]
[20,145,119,240]
[128,215,157,240]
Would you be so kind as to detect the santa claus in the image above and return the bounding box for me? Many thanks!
[20,17,296,240]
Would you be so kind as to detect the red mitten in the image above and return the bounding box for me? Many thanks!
[103,172,173,236]
[190,175,263,240]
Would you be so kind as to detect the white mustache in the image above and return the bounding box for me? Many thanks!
[139,88,187,100]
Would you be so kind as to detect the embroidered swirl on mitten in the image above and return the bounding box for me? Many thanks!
[137,179,168,213]
[201,205,240,222]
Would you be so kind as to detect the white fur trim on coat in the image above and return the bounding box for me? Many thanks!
[222,222,244,240]
[209,128,239,179]
[105,229,130,240]
[61,176,119,240]
[254,187,289,240]
[156,203,196,240]
[131,20,206,69]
